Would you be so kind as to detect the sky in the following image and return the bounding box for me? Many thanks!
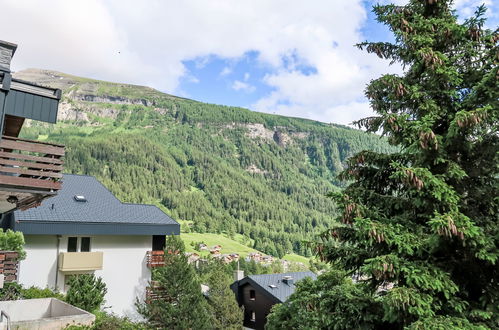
[2,0,497,125]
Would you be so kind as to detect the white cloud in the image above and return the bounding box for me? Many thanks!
[1,0,494,125]
[244,73,250,81]
[220,66,232,76]
[232,80,256,93]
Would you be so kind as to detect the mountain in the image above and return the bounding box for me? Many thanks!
[15,68,393,257]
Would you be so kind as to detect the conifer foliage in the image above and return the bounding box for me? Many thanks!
[136,235,213,329]
[205,263,244,329]
[268,0,498,328]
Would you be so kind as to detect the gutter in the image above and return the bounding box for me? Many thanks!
[55,235,61,290]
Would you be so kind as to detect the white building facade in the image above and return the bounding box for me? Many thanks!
[20,235,152,317]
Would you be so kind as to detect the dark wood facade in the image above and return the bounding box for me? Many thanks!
[0,40,64,213]
[0,135,64,212]
[234,282,279,330]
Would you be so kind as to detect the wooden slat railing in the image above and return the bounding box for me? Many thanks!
[0,135,64,191]
[145,281,167,304]
[146,250,165,268]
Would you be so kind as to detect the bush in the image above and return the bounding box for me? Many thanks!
[0,229,26,259]
[66,274,107,312]
[21,286,64,300]
[64,311,147,330]
[0,282,22,301]
[90,311,147,330]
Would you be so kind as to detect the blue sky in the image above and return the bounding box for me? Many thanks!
[3,0,498,125]
[179,0,496,114]
[177,1,397,115]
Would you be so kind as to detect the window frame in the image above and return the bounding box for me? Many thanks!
[67,237,78,252]
[67,237,92,252]
[80,237,91,252]
[249,289,256,300]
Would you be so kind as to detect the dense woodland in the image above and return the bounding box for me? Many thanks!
[19,70,393,257]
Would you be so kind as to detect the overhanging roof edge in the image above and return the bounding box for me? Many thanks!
[12,220,180,236]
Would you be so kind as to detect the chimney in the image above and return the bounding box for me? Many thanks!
[234,270,244,282]
[282,275,294,285]
[0,40,17,73]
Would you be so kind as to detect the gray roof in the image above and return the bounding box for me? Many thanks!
[234,271,317,303]
[9,174,179,236]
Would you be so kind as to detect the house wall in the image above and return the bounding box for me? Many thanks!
[240,283,276,330]
[19,234,152,318]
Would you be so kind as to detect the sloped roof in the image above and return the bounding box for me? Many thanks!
[10,174,179,236]
[233,271,317,303]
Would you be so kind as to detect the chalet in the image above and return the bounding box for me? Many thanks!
[1,174,179,317]
[199,243,208,250]
[261,255,274,263]
[231,271,317,330]
[212,253,234,264]
[186,252,200,264]
[246,252,262,262]
[0,40,64,214]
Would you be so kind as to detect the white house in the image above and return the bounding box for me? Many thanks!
[1,174,179,317]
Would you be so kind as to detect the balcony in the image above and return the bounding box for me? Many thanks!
[0,135,64,212]
[146,251,165,268]
[58,252,103,272]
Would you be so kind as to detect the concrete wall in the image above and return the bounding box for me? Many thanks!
[19,235,152,318]
[0,298,94,330]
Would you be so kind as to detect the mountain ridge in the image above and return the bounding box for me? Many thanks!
[15,68,393,258]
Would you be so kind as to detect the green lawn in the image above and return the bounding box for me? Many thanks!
[181,232,259,258]
[282,253,310,264]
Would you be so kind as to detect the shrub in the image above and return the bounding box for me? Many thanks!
[66,274,107,312]
[0,282,22,301]
[90,311,147,330]
[21,286,65,300]
[64,311,147,330]
[0,229,26,259]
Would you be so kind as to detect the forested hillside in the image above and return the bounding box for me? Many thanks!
[15,69,393,257]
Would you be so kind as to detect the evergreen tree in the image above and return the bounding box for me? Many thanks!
[268,0,498,329]
[66,274,107,312]
[205,263,244,329]
[137,236,213,329]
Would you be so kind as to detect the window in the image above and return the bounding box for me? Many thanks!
[249,289,256,300]
[68,237,91,252]
[250,311,256,322]
[152,235,166,251]
[80,237,91,252]
[67,237,78,252]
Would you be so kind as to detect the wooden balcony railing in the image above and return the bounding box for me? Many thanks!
[145,281,166,304]
[0,135,64,191]
[146,250,165,268]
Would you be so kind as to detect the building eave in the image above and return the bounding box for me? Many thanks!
[10,219,180,236]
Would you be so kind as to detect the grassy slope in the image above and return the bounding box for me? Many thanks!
[181,232,258,257]
[181,232,310,265]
